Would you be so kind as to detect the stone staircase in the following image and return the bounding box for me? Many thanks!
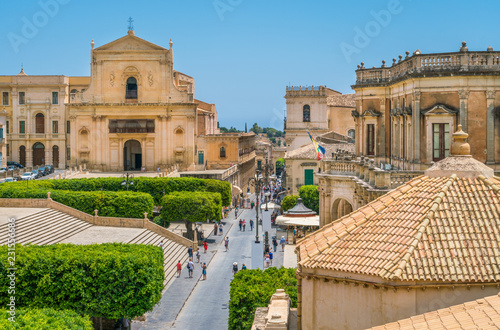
[0,208,188,289]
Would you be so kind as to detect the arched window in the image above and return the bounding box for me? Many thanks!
[348,129,355,140]
[126,77,138,99]
[35,113,45,133]
[220,146,226,158]
[303,105,310,122]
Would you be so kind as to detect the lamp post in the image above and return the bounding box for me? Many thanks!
[121,173,134,191]
[248,169,266,243]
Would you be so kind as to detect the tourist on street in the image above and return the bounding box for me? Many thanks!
[159,240,164,249]
[188,246,193,258]
[225,237,229,251]
[202,262,207,280]
[250,219,254,231]
[265,253,271,268]
[196,250,200,263]
[239,219,243,231]
[269,251,273,266]
[251,201,254,209]
[176,260,182,278]
[204,241,208,254]
[187,258,194,278]
[241,264,247,270]
[232,262,238,275]
[219,223,223,235]
[242,219,246,231]
[280,236,286,252]
[272,237,278,252]
[214,222,218,236]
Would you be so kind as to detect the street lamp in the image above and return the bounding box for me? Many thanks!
[121,173,134,191]
[248,169,266,243]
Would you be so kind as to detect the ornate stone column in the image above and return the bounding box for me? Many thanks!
[486,90,496,164]
[458,90,470,132]
[412,91,421,163]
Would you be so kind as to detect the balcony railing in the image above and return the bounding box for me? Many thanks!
[109,127,154,134]
[354,46,500,86]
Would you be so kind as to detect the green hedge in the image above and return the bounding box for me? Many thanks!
[0,244,164,320]
[160,191,222,226]
[0,308,93,329]
[229,267,297,330]
[0,186,154,218]
[5,177,232,206]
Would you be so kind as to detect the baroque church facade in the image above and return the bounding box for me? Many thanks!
[0,29,218,171]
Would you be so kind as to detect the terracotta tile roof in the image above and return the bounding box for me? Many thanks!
[297,174,500,282]
[369,293,500,329]
[327,93,355,107]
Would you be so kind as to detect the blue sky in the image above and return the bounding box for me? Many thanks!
[1,0,499,129]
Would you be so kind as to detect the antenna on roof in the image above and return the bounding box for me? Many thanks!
[128,17,134,31]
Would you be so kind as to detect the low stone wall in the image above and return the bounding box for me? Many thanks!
[0,197,192,248]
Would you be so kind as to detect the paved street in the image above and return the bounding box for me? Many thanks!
[137,198,288,330]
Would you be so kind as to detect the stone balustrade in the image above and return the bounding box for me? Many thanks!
[354,43,500,86]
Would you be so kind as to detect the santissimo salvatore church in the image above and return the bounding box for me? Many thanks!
[0,28,219,171]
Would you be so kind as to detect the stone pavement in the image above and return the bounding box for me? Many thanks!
[135,206,244,330]
[136,198,290,330]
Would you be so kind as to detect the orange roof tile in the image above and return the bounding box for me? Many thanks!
[297,174,500,282]
[369,293,500,329]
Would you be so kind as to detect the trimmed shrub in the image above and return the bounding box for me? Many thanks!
[281,195,299,212]
[0,186,154,219]
[160,191,222,238]
[299,185,319,213]
[0,308,93,330]
[229,267,297,330]
[0,244,164,320]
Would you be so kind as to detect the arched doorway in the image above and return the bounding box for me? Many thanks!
[19,146,26,167]
[331,198,353,221]
[124,140,142,171]
[33,142,45,166]
[52,145,59,168]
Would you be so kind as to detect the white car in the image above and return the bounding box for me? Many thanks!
[21,172,35,180]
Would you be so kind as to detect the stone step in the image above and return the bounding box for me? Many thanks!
[12,214,86,241]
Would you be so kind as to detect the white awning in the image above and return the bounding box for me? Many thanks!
[260,202,282,210]
[275,215,320,227]
[232,185,242,195]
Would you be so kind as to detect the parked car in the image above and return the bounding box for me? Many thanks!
[7,166,16,172]
[21,172,34,180]
[38,166,49,176]
[31,169,42,179]
[13,176,21,182]
[46,165,54,174]
[0,168,6,173]
[7,161,23,169]
[4,177,14,183]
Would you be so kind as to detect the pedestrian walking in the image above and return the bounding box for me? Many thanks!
[250,219,254,231]
[203,241,208,254]
[272,237,278,252]
[235,208,238,218]
[265,253,271,268]
[188,246,193,258]
[159,240,164,250]
[269,251,273,266]
[239,219,243,231]
[187,258,194,278]
[280,236,286,252]
[214,222,218,236]
[243,219,246,231]
[202,262,207,280]
[241,264,247,270]
[176,260,182,278]
[219,223,223,235]
[196,250,200,263]
[251,201,254,209]
[225,237,229,251]
[232,262,238,275]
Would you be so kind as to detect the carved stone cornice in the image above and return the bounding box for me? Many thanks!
[458,89,470,99]
[486,90,496,100]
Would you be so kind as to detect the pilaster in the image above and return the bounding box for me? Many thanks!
[486,90,496,164]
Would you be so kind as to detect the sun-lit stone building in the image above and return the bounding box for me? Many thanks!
[296,127,500,330]
[0,29,222,171]
[284,86,355,151]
